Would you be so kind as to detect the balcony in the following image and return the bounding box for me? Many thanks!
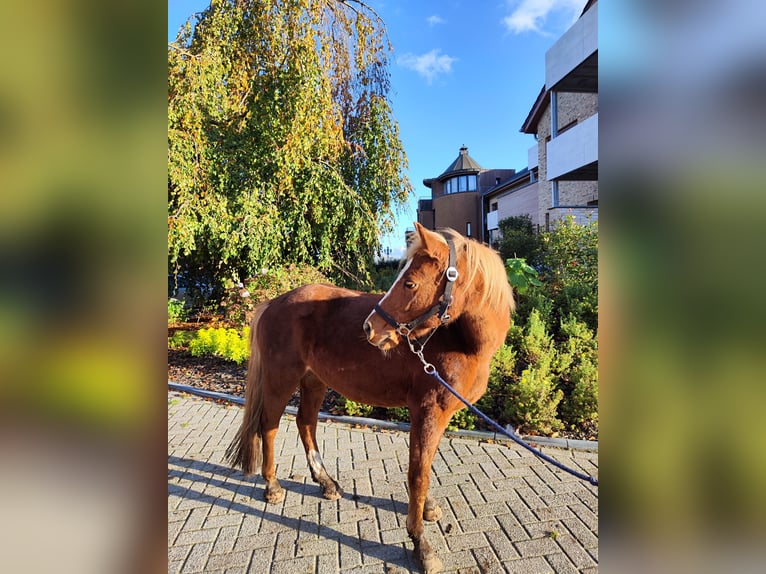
[486,210,499,231]
[545,2,597,93]
[547,113,598,181]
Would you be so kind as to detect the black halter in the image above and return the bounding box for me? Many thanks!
[373,238,459,340]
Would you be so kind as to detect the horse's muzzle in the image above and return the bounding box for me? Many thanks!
[363,317,399,351]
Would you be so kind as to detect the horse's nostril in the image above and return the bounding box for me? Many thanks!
[363,321,372,337]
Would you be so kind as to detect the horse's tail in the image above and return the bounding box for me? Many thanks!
[225,302,269,476]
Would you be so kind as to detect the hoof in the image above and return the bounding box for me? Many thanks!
[416,538,442,574]
[264,485,285,504]
[423,501,442,522]
[421,554,443,574]
[320,479,343,500]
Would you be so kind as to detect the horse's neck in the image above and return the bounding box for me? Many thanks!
[455,303,508,357]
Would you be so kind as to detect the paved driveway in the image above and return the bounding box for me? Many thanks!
[168,391,598,573]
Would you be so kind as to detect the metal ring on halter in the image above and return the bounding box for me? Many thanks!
[446,266,459,282]
[423,363,436,375]
[396,325,412,337]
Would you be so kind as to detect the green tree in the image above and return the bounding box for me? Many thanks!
[168,0,412,298]
[497,214,542,265]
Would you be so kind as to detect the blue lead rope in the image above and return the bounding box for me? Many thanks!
[411,345,599,487]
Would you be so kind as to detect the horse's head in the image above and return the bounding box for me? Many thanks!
[364,223,462,351]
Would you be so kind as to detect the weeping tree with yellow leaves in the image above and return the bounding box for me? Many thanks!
[168,0,412,299]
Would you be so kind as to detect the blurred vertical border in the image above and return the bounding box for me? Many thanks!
[600,0,766,572]
[0,1,166,573]
[3,1,766,573]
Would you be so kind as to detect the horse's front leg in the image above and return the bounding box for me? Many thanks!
[406,406,451,574]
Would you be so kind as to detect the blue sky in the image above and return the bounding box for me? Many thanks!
[168,0,586,259]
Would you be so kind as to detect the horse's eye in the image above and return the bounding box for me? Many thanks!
[404,280,417,290]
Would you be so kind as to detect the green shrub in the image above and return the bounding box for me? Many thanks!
[555,315,598,431]
[447,408,476,431]
[507,365,564,436]
[505,258,543,295]
[370,260,402,292]
[497,215,542,265]
[168,330,194,349]
[188,327,250,364]
[167,298,188,324]
[385,407,410,422]
[337,398,374,418]
[504,310,564,435]
[477,343,516,418]
[539,216,598,334]
[221,264,330,328]
[489,215,598,438]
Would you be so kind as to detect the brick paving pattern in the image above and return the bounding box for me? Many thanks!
[168,391,598,573]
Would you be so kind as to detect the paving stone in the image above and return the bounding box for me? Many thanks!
[556,533,598,569]
[204,549,252,570]
[471,546,505,574]
[545,552,579,574]
[180,541,213,572]
[445,531,489,552]
[168,392,598,574]
[501,555,554,574]
[514,536,560,558]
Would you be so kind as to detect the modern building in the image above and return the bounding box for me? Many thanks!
[483,166,540,247]
[521,0,598,229]
[417,145,515,240]
[416,0,597,242]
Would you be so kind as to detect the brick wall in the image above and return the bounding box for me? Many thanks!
[536,92,598,226]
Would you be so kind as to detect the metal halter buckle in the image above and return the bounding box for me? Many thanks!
[396,325,412,337]
[446,266,459,282]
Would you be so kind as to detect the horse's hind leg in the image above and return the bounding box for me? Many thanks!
[297,372,343,500]
[259,372,299,504]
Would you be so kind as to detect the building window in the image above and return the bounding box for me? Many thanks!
[466,222,472,237]
[443,174,477,195]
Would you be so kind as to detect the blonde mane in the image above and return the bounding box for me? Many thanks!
[406,228,515,316]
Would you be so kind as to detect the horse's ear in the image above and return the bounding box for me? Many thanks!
[414,222,442,256]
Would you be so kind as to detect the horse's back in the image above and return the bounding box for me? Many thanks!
[256,283,381,358]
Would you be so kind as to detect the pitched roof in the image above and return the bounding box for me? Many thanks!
[437,145,483,179]
[520,85,548,134]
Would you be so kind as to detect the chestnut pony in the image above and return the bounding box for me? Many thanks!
[226,223,514,573]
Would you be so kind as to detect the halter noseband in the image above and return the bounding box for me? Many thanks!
[373,238,459,340]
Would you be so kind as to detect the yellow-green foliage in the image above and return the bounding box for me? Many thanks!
[337,398,373,418]
[168,330,194,349]
[168,0,412,296]
[447,408,476,432]
[188,327,250,364]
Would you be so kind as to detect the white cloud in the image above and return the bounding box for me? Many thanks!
[502,0,583,35]
[397,49,457,84]
[427,15,445,26]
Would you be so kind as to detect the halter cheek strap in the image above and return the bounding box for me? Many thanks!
[373,238,459,338]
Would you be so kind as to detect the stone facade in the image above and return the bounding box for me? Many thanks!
[536,92,598,227]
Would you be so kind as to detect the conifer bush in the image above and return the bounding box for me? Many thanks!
[481,215,599,438]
